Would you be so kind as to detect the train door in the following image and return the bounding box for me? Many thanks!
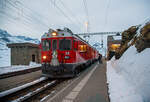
[32,54,35,62]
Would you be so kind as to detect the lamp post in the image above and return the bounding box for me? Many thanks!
[84,21,90,42]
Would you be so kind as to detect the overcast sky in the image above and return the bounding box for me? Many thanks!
[0,0,150,41]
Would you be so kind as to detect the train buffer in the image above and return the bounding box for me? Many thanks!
[44,61,109,102]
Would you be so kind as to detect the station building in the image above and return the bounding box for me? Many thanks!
[7,43,41,65]
[107,35,121,60]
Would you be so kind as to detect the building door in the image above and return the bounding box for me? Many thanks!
[32,54,35,62]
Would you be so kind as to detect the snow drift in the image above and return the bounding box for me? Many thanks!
[107,46,150,102]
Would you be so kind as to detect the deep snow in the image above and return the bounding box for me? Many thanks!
[107,46,150,102]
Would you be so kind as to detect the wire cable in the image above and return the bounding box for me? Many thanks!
[104,0,111,29]
[59,0,83,26]
[49,0,81,31]
[82,0,90,33]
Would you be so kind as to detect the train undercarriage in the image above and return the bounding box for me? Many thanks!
[41,59,97,78]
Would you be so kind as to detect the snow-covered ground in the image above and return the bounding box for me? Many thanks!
[0,46,10,67]
[0,62,41,75]
[107,46,150,102]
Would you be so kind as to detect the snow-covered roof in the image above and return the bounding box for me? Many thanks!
[113,36,122,40]
[41,28,74,38]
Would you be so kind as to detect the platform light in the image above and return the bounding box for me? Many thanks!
[52,32,57,36]
[43,55,47,60]
[111,44,120,51]
[85,22,88,28]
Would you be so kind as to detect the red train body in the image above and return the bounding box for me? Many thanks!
[41,28,99,78]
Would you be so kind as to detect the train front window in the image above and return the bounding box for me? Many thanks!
[52,40,57,51]
[42,40,51,51]
[59,39,71,50]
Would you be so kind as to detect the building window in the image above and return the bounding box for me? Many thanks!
[32,54,35,62]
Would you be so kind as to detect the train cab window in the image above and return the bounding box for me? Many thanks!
[59,39,71,50]
[52,40,57,51]
[42,40,51,51]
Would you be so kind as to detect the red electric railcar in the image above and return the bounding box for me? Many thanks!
[41,28,99,78]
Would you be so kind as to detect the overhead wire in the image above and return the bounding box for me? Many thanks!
[0,2,38,33]
[49,0,82,31]
[59,0,83,26]
[104,0,111,29]
[3,0,50,32]
[100,0,111,48]
[14,1,51,28]
[8,0,50,28]
[83,0,89,22]
[1,0,85,33]
[82,0,90,32]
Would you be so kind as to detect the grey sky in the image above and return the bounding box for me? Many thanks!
[0,0,150,40]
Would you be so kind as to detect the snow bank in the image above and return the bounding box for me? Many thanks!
[29,61,41,66]
[107,46,150,102]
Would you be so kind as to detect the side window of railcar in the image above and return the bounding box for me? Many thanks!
[42,40,51,51]
[59,39,71,50]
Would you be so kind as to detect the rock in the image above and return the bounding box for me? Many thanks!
[135,23,150,52]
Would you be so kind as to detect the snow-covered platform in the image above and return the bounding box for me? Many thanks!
[44,62,109,102]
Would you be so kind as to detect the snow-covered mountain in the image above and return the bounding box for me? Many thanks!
[0,29,40,47]
[0,29,40,67]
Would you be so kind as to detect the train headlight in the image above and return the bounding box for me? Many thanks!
[43,56,47,60]
[52,32,57,36]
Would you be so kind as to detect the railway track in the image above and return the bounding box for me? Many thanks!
[0,62,96,102]
[0,77,67,102]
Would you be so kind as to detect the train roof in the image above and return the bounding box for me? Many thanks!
[41,28,98,52]
[41,28,74,38]
[42,28,86,42]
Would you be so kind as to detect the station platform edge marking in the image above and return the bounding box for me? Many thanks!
[62,64,98,102]
[47,63,98,102]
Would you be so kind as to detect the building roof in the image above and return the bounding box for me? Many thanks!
[7,42,39,48]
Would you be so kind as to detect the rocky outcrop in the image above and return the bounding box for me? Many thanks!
[135,23,150,52]
[115,26,138,59]
[115,21,150,59]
